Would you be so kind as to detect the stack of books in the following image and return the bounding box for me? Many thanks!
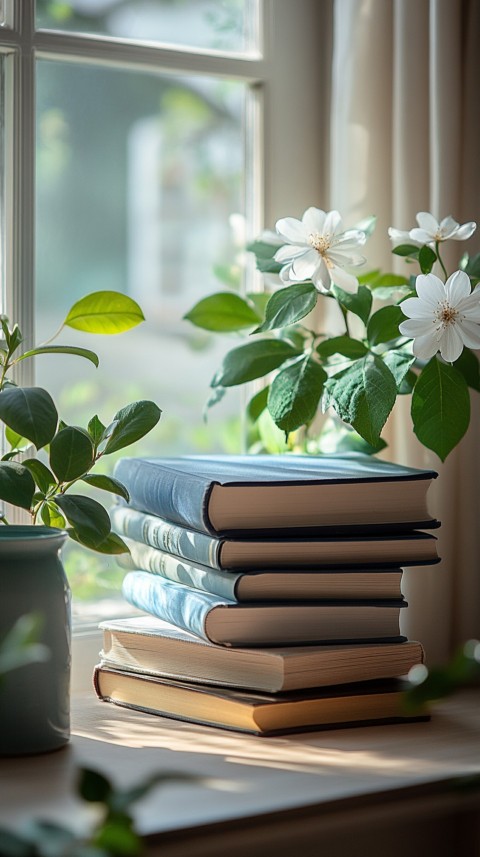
[94,454,440,735]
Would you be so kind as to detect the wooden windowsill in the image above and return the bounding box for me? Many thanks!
[1,688,479,856]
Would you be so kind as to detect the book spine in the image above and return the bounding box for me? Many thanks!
[110,504,222,568]
[118,539,239,601]
[121,571,225,643]
[113,458,216,534]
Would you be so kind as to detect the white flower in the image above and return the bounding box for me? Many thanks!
[274,207,367,294]
[387,227,423,249]
[399,270,480,362]
[409,212,476,244]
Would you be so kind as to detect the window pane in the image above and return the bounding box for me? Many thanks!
[35,59,246,612]
[36,0,256,54]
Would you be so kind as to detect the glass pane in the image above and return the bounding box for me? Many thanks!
[36,0,255,54]
[35,59,247,614]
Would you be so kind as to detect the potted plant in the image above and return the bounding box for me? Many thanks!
[0,290,161,755]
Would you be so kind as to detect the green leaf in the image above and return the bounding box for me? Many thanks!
[88,414,107,445]
[101,400,161,455]
[367,305,405,346]
[247,240,283,274]
[0,462,35,510]
[268,356,327,435]
[316,336,368,360]
[78,768,113,803]
[94,819,141,857]
[184,292,261,332]
[325,355,397,446]
[253,282,318,334]
[17,345,99,367]
[55,494,111,546]
[68,530,130,554]
[49,426,94,482]
[64,291,145,334]
[0,386,58,449]
[246,291,270,319]
[464,252,480,281]
[419,245,437,275]
[411,358,470,461]
[203,386,226,419]
[22,459,56,494]
[366,272,410,289]
[332,284,372,325]
[398,369,417,395]
[382,350,416,390]
[4,426,31,451]
[453,347,480,392]
[246,386,269,422]
[41,502,67,529]
[392,244,420,258]
[81,474,130,502]
[211,339,301,387]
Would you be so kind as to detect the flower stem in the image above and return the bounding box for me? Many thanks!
[435,242,448,280]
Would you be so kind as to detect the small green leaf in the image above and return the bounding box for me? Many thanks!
[0,462,35,510]
[419,245,437,275]
[246,386,269,422]
[203,386,226,420]
[332,284,373,325]
[464,252,480,282]
[367,305,405,345]
[325,355,397,446]
[68,529,130,554]
[49,426,94,482]
[17,345,99,367]
[81,474,130,502]
[94,818,141,857]
[253,282,318,334]
[88,414,107,445]
[64,291,145,334]
[41,502,67,529]
[184,292,261,332]
[78,768,113,803]
[246,291,270,319]
[55,495,111,546]
[365,272,410,289]
[411,357,470,461]
[0,387,58,449]
[268,356,327,435]
[211,339,301,388]
[316,336,368,360]
[392,244,420,258]
[453,347,480,392]
[4,426,31,451]
[382,350,416,390]
[247,240,283,274]
[399,369,417,395]
[101,400,161,455]
[22,459,56,494]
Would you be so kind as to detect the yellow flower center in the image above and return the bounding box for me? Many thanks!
[308,232,332,256]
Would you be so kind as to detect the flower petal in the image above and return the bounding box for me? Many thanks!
[415,273,446,305]
[438,215,459,239]
[328,249,366,267]
[452,221,477,240]
[330,265,359,293]
[332,229,367,249]
[311,259,331,292]
[276,217,307,245]
[457,319,480,349]
[290,249,319,280]
[410,227,435,244]
[388,227,414,247]
[399,317,435,337]
[445,270,471,303]
[274,244,308,263]
[400,297,434,319]
[416,212,439,233]
[411,330,441,360]
[323,210,343,236]
[302,207,327,233]
[439,324,464,363]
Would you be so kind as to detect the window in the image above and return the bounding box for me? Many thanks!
[0,1,325,678]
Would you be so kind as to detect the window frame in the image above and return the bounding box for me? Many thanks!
[0,0,328,687]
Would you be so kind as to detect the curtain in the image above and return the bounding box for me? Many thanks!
[327,0,480,663]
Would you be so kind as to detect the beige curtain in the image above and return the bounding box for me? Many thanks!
[327,0,480,663]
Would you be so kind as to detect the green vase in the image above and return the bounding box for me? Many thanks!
[0,526,71,755]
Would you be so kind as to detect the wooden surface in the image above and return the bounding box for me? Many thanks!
[1,689,479,855]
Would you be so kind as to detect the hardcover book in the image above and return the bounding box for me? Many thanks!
[100,616,426,693]
[121,571,407,646]
[111,505,439,570]
[93,669,429,736]
[113,453,438,536]
[117,537,405,601]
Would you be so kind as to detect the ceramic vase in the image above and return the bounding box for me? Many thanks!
[0,526,70,755]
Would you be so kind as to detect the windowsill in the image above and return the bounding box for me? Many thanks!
[1,688,479,856]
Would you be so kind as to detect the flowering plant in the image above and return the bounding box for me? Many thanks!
[185,207,480,461]
[0,292,161,552]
